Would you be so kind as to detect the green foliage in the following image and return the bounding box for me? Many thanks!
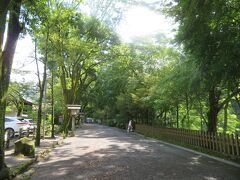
[84,0,133,28]
[26,0,121,134]
[90,24,240,134]
[0,167,10,180]
[164,0,240,132]
[3,1,240,154]
[7,81,37,116]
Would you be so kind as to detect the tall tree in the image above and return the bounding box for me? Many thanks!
[25,0,61,146]
[167,0,240,132]
[34,37,48,146]
[35,2,120,135]
[0,0,23,173]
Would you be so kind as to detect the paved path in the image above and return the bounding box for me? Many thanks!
[30,124,240,180]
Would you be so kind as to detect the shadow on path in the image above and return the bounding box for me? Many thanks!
[30,124,240,180]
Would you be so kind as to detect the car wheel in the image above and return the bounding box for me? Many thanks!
[5,128,15,138]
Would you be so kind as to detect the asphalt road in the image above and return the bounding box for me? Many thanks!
[30,124,240,180]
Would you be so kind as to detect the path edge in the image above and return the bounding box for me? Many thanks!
[135,133,240,168]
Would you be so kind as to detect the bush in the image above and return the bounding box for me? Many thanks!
[0,167,10,180]
[108,119,117,127]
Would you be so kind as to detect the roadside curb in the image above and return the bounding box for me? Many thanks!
[135,132,240,168]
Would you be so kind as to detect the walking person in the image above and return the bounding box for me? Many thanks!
[127,119,133,132]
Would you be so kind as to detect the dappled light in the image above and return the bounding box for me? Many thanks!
[203,177,218,180]
[189,155,202,166]
[30,125,239,180]
[1,0,240,179]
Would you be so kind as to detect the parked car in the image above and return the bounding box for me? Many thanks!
[85,118,94,123]
[20,119,36,133]
[4,117,29,138]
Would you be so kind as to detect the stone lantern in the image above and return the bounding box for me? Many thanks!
[67,105,81,132]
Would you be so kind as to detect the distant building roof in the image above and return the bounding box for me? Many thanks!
[23,99,35,106]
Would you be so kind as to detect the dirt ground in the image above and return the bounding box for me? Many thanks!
[30,124,240,180]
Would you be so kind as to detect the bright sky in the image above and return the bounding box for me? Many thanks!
[11,35,37,83]
[11,5,176,82]
[117,6,175,42]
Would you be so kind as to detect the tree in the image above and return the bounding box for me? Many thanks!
[25,0,69,146]
[167,0,240,132]
[7,81,36,116]
[92,45,133,122]
[48,60,57,138]
[84,0,133,28]
[34,38,48,146]
[25,0,52,146]
[34,2,120,135]
[0,0,23,173]
[91,42,181,126]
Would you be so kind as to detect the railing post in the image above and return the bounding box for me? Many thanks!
[227,134,231,155]
[212,132,215,151]
[235,134,239,156]
[218,133,222,153]
[230,134,235,156]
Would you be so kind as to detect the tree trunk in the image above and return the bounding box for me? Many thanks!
[51,71,55,138]
[59,66,71,134]
[42,79,47,139]
[16,105,22,116]
[198,99,205,131]
[35,85,44,146]
[207,88,220,133]
[146,108,149,125]
[35,28,49,147]
[185,93,190,128]
[0,92,7,172]
[0,0,11,49]
[164,111,167,127]
[223,102,228,134]
[0,0,22,172]
[176,105,179,128]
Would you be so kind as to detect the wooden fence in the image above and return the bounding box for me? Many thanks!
[135,124,240,158]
